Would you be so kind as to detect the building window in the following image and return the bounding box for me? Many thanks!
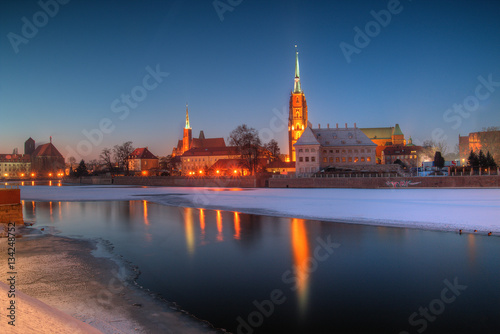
[323,157,327,163]
[329,157,334,163]
[305,157,309,162]
[348,149,352,153]
[367,157,371,162]
[299,157,303,162]
[299,149,303,152]
[354,149,358,153]
[367,149,371,153]
[354,157,359,163]
[342,157,346,163]
[348,157,352,162]
[361,149,365,153]
[305,149,309,153]
[342,150,346,153]
[311,157,316,162]
[336,150,339,153]
[361,157,365,162]
[311,148,316,152]
[323,150,327,154]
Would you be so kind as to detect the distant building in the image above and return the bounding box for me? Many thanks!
[25,137,35,155]
[265,159,296,175]
[459,130,500,164]
[128,147,159,174]
[30,138,65,175]
[294,124,376,174]
[181,146,240,175]
[381,138,422,168]
[360,124,406,164]
[172,105,226,157]
[0,154,31,178]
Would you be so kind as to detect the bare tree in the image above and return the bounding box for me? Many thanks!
[113,142,134,175]
[264,139,280,161]
[421,139,448,163]
[100,148,114,174]
[228,124,262,175]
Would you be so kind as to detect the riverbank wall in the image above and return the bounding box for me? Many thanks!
[0,188,23,224]
[65,176,268,188]
[268,175,500,188]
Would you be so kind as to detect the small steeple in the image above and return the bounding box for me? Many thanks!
[185,103,191,129]
[293,45,302,93]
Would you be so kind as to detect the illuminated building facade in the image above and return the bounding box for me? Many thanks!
[459,130,500,165]
[128,147,159,174]
[294,124,376,174]
[360,124,406,164]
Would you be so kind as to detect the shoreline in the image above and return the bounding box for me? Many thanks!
[20,185,500,235]
[0,227,224,334]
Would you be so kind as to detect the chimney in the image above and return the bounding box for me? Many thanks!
[354,123,357,128]
[318,124,320,129]
[336,123,338,129]
[327,123,330,129]
[345,123,348,129]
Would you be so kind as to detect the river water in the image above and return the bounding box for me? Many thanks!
[21,198,500,333]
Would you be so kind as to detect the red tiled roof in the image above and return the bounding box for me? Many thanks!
[0,154,31,162]
[32,143,64,158]
[128,147,158,160]
[191,137,226,148]
[266,160,296,169]
[182,146,239,157]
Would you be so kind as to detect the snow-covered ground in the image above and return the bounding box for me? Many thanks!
[21,185,500,234]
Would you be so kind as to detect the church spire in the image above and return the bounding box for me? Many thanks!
[185,103,191,129]
[293,45,302,93]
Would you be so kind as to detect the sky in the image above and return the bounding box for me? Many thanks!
[1,0,499,161]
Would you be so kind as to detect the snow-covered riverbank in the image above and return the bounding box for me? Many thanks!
[21,185,500,234]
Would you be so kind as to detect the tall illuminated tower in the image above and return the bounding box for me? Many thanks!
[288,47,308,162]
[182,103,192,153]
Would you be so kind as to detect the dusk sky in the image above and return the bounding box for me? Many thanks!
[1,0,499,160]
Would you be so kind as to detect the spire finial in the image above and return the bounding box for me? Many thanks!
[50,136,52,143]
[185,103,191,129]
[293,45,302,93]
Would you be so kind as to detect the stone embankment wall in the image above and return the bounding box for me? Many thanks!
[65,176,268,188]
[268,175,500,188]
[0,189,23,224]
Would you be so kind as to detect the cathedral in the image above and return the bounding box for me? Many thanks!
[171,105,226,157]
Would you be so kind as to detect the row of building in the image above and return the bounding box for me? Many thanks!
[3,49,497,178]
[158,49,424,176]
[0,137,65,178]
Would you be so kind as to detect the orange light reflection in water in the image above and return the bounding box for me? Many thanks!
[233,212,241,240]
[49,201,53,221]
[184,208,195,255]
[143,200,149,226]
[216,210,223,242]
[291,218,310,316]
[199,209,206,239]
[58,201,62,220]
[467,233,476,265]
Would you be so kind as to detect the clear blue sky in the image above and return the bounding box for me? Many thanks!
[1,0,499,160]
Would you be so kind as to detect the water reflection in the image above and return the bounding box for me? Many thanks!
[216,210,223,242]
[18,199,500,334]
[184,207,195,256]
[291,218,310,316]
[233,212,241,240]
[199,208,206,241]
